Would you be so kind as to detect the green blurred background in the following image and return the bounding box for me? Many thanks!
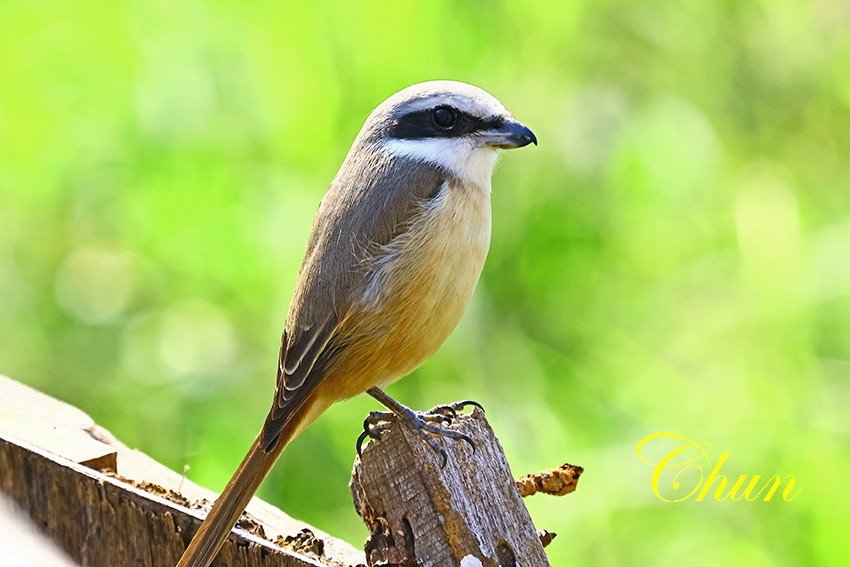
[2,1,849,565]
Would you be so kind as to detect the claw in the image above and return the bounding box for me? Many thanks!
[393,408,476,463]
[356,430,369,457]
[458,432,476,453]
[428,405,458,423]
[453,400,485,413]
[361,388,483,464]
[356,411,396,455]
[419,432,449,467]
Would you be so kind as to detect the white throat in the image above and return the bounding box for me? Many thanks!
[382,138,499,191]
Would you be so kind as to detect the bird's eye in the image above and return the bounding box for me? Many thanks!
[433,107,456,128]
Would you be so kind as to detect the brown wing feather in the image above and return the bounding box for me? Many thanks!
[260,148,446,450]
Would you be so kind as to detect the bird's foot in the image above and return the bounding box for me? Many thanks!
[357,391,485,466]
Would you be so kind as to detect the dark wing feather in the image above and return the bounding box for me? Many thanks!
[260,148,446,450]
[280,316,336,394]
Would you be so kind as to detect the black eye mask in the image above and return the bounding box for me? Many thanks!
[388,107,504,140]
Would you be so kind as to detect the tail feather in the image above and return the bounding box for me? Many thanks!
[176,433,287,567]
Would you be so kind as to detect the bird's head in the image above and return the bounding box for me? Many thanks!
[359,81,537,189]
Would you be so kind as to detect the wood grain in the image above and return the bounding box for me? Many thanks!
[0,375,364,567]
[350,408,551,567]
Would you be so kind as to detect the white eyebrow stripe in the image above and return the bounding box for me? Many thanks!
[398,93,507,119]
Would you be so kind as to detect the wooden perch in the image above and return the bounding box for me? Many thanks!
[0,374,364,567]
[351,409,554,567]
[0,374,579,566]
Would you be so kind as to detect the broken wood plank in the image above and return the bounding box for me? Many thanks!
[0,374,365,567]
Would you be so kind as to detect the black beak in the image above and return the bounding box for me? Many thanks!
[479,118,538,149]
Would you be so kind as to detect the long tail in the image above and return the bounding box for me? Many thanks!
[176,430,290,567]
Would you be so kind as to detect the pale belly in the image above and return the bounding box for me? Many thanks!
[331,180,492,398]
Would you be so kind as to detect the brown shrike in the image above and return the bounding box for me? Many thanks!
[177,81,536,567]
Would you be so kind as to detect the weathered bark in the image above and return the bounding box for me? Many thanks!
[350,409,551,567]
[0,374,577,567]
[0,375,364,567]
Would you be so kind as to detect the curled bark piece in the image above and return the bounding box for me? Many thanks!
[516,463,584,497]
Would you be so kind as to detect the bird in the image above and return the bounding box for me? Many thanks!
[176,80,537,567]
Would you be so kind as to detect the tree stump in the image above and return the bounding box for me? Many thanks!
[350,408,550,567]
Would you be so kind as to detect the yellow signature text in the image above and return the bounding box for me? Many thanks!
[636,433,803,502]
